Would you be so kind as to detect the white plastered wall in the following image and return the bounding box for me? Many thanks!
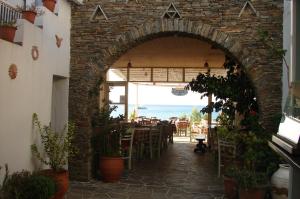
[0,0,71,182]
[282,0,292,109]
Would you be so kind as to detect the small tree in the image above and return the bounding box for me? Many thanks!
[190,108,202,124]
[186,55,258,124]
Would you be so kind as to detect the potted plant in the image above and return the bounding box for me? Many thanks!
[17,3,44,24]
[0,21,17,42]
[237,170,268,199]
[31,113,77,199]
[0,165,56,199]
[91,106,125,182]
[223,167,239,199]
[42,0,56,12]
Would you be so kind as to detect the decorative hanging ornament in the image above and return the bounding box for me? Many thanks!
[171,88,188,96]
[55,34,63,48]
[31,46,39,60]
[8,64,18,79]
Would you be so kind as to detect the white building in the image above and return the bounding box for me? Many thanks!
[0,0,81,181]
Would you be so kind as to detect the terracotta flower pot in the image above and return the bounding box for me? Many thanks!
[40,169,69,199]
[0,25,17,42]
[223,176,238,199]
[43,0,56,12]
[99,156,124,182]
[22,10,37,24]
[239,187,266,199]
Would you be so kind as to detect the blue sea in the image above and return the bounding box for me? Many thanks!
[111,104,219,121]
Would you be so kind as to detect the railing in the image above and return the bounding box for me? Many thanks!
[0,1,21,24]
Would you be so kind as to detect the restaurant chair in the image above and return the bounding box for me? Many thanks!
[217,138,236,177]
[121,128,135,170]
[149,126,162,159]
[176,121,189,136]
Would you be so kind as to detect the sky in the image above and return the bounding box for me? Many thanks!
[109,83,209,106]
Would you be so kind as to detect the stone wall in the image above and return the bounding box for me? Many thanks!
[69,0,283,181]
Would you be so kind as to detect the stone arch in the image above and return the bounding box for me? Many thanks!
[70,18,282,181]
[100,19,254,70]
[95,18,279,130]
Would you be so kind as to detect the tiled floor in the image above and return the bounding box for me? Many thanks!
[67,138,224,199]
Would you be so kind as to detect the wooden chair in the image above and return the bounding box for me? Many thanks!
[149,126,162,159]
[217,138,236,177]
[121,128,135,170]
[176,121,189,136]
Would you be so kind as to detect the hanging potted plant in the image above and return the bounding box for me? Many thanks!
[42,0,56,12]
[17,3,44,24]
[0,21,17,42]
[31,113,77,199]
[91,106,125,182]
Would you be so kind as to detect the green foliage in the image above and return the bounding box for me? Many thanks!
[0,21,16,27]
[216,126,238,141]
[187,56,258,123]
[216,112,233,128]
[0,164,9,198]
[179,113,188,121]
[190,108,202,123]
[31,113,77,171]
[224,166,240,179]
[16,3,44,16]
[89,77,103,97]
[1,170,31,199]
[258,28,287,59]
[91,106,124,157]
[237,170,268,189]
[1,168,55,199]
[91,105,125,178]
[21,175,56,199]
[129,109,137,121]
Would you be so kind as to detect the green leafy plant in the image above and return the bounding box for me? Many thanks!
[16,3,44,15]
[1,170,31,199]
[237,170,268,190]
[187,56,258,124]
[91,105,125,178]
[21,174,56,199]
[31,113,77,171]
[91,106,124,157]
[0,167,55,199]
[190,108,202,124]
[0,164,9,198]
[0,21,17,27]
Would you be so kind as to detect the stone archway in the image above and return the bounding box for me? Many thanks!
[96,18,281,131]
[70,2,283,181]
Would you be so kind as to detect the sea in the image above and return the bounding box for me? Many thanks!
[111,104,219,121]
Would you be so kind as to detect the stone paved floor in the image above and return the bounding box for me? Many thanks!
[66,139,224,199]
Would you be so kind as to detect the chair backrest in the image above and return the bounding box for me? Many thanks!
[121,128,135,147]
[218,138,236,160]
[217,138,236,177]
[150,126,161,146]
[177,121,189,129]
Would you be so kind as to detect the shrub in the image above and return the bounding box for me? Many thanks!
[1,168,56,199]
[21,175,56,199]
[1,170,30,199]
